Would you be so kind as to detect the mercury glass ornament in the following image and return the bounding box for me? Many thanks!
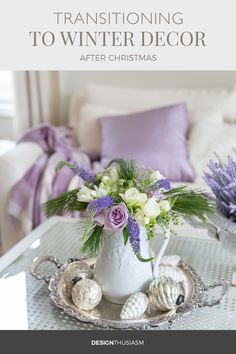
[148,276,185,312]
[62,262,93,290]
[120,292,149,320]
[157,265,185,283]
[72,278,102,310]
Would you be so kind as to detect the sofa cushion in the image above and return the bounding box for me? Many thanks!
[77,104,126,159]
[99,103,194,182]
[86,84,236,125]
[189,110,236,184]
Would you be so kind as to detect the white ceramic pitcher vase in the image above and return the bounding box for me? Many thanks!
[94,227,170,304]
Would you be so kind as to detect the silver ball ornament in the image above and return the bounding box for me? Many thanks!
[62,262,93,290]
[148,276,185,312]
[72,278,102,310]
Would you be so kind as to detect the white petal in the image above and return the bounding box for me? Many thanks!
[160,200,171,211]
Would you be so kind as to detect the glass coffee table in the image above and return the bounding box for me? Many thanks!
[0,216,235,330]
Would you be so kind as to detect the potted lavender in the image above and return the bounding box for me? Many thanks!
[203,151,236,254]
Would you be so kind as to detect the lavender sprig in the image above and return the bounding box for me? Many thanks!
[71,162,96,185]
[82,196,115,241]
[203,151,236,220]
[56,160,95,186]
[87,196,115,214]
[146,178,171,192]
[127,217,153,262]
[159,178,171,190]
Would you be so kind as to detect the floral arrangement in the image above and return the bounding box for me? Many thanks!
[203,151,236,221]
[44,159,213,261]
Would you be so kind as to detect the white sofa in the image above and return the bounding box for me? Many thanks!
[0,142,43,251]
[1,84,236,253]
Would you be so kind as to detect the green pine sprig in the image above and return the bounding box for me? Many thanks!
[80,226,103,257]
[42,189,88,216]
[81,211,96,242]
[106,159,138,181]
[165,186,214,221]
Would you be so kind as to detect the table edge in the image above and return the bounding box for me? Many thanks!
[0,216,77,273]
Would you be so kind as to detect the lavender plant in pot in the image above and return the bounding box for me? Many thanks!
[203,151,236,254]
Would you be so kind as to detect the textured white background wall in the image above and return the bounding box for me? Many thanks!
[59,71,236,122]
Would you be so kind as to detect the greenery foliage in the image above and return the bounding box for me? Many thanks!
[42,189,87,216]
[80,226,103,257]
[166,186,214,221]
[42,159,215,260]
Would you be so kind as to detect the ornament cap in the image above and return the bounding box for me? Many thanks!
[176,294,185,306]
[72,276,83,284]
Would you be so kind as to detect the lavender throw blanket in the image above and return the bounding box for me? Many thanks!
[8,124,90,233]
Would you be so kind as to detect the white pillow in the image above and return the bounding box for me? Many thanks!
[188,107,223,127]
[188,110,236,185]
[86,84,236,125]
[78,104,126,158]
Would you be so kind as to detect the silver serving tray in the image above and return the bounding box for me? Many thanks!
[31,256,229,330]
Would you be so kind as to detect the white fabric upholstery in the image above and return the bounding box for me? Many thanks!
[69,87,236,131]
[189,112,236,184]
[85,84,236,125]
[0,142,43,252]
[76,104,126,158]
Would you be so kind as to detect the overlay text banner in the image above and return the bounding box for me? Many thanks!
[0,0,235,70]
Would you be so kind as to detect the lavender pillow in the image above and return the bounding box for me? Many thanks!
[99,103,194,181]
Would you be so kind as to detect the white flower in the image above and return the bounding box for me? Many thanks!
[77,185,108,202]
[91,185,107,198]
[159,200,171,211]
[109,167,118,182]
[102,175,110,184]
[143,197,161,218]
[135,209,150,226]
[150,170,165,182]
[77,186,94,202]
[120,187,147,207]
[101,167,118,186]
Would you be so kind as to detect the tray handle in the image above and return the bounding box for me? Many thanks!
[196,280,229,308]
[31,256,62,283]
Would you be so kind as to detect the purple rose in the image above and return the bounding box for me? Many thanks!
[105,203,129,231]
[94,203,129,231]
